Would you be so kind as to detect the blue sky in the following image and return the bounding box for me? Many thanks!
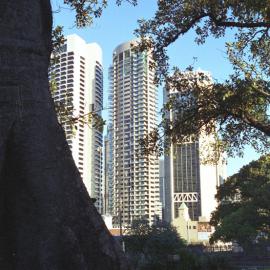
[51,0,260,176]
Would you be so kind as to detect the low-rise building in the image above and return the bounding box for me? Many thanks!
[172,202,214,244]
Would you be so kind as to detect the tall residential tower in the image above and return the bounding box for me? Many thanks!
[50,34,104,213]
[109,40,161,226]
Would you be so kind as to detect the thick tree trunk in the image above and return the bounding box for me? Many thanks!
[0,1,127,269]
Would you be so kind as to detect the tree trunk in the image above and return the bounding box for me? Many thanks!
[0,1,127,269]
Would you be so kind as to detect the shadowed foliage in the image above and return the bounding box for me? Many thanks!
[210,155,270,252]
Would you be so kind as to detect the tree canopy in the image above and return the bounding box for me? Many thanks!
[210,155,270,251]
[125,219,185,269]
[124,219,235,270]
[58,0,137,27]
[51,1,270,159]
[135,0,270,159]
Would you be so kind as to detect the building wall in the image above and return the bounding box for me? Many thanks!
[106,68,115,216]
[172,142,202,220]
[104,127,114,215]
[159,159,165,219]
[164,71,226,222]
[172,203,213,244]
[110,40,161,226]
[50,34,104,213]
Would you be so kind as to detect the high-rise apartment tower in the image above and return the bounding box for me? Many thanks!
[50,34,103,213]
[109,40,161,226]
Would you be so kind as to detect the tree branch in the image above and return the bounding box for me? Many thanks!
[161,13,212,47]
[160,13,270,48]
[231,111,270,136]
[209,14,270,28]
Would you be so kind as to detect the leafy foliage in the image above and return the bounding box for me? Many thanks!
[136,1,270,159]
[136,0,270,80]
[124,220,236,270]
[125,219,185,269]
[61,0,137,27]
[51,25,66,65]
[210,155,270,251]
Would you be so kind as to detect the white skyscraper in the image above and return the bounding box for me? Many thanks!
[109,40,161,226]
[164,71,226,222]
[50,34,103,213]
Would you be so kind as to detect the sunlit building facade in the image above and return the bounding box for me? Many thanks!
[50,34,104,213]
[109,40,161,227]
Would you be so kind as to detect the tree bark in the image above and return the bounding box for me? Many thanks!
[0,1,128,269]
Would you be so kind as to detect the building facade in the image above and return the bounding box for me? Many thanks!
[50,34,104,213]
[159,159,165,219]
[172,203,214,244]
[109,40,161,227]
[164,72,226,222]
[104,125,114,215]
